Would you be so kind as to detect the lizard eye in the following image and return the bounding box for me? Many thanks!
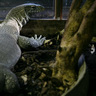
[32,6,36,9]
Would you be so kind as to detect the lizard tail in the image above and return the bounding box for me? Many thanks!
[3,3,44,31]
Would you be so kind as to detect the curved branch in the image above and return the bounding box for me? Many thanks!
[52,0,96,89]
[63,0,95,43]
[75,0,96,48]
[69,0,83,15]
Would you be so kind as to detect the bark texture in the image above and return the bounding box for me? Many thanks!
[52,0,96,89]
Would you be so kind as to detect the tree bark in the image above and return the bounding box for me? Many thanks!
[52,0,96,89]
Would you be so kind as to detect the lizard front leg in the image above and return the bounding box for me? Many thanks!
[17,34,46,49]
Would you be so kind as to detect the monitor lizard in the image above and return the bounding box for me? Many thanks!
[0,3,46,93]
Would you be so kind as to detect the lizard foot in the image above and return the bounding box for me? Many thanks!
[29,34,46,48]
[0,65,20,93]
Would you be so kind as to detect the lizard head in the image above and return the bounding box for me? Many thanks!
[4,3,45,30]
[22,3,44,16]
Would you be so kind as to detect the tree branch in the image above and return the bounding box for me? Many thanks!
[52,0,96,90]
[63,0,95,44]
[69,0,83,15]
[80,0,95,15]
[75,0,96,52]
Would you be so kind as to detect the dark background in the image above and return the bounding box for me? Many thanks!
[0,0,72,7]
[0,0,72,20]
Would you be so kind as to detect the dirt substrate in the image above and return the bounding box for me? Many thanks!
[2,38,66,96]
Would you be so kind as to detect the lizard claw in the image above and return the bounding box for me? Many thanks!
[29,34,46,48]
[34,34,38,39]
